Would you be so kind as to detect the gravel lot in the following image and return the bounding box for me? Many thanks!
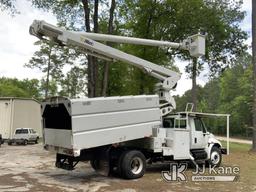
[0,143,255,192]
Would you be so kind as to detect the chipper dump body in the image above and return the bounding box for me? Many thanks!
[42,95,161,156]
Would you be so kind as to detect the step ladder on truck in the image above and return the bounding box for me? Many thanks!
[29,20,230,179]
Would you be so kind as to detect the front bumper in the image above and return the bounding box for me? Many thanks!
[221,148,227,154]
[9,139,25,144]
[44,144,81,157]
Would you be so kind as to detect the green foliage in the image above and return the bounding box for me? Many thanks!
[0,0,19,15]
[120,0,247,74]
[175,54,253,137]
[29,0,247,102]
[0,77,40,98]
[25,40,68,80]
[218,55,253,135]
[115,0,179,95]
[0,77,61,99]
[39,78,58,97]
[59,66,87,98]
[25,40,86,98]
[116,0,247,103]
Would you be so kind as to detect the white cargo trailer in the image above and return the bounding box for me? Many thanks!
[0,98,42,140]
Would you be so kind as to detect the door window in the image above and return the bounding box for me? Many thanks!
[175,119,187,129]
[194,118,206,133]
[163,118,174,128]
[163,118,187,129]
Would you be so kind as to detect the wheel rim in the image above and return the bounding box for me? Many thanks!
[211,151,220,165]
[130,157,143,175]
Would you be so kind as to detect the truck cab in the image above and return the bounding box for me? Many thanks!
[161,112,226,166]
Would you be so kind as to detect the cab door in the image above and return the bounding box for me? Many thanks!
[191,118,208,149]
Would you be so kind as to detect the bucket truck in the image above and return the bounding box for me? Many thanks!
[29,20,229,179]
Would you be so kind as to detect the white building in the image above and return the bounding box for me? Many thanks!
[0,98,42,139]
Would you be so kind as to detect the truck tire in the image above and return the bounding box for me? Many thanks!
[23,139,28,145]
[207,146,222,167]
[90,159,100,170]
[119,150,146,179]
[35,138,39,144]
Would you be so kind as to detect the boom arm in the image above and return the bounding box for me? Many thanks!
[29,20,205,115]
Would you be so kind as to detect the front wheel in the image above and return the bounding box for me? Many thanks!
[119,150,146,179]
[207,146,222,167]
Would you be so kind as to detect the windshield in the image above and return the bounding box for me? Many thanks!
[15,129,28,134]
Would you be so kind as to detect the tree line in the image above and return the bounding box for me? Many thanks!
[0,0,251,138]
[2,53,252,137]
[175,53,253,137]
[1,0,248,101]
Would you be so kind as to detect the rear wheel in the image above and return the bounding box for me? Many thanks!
[35,138,38,144]
[90,159,100,170]
[23,139,28,145]
[119,150,146,179]
[90,159,111,176]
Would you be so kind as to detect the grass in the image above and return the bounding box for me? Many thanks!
[219,141,256,191]
[221,141,251,152]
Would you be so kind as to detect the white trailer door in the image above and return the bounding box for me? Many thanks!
[0,101,12,139]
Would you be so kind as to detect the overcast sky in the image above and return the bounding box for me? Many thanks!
[0,0,252,96]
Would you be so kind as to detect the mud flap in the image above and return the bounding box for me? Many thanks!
[221,148,227,154]
[95,160,110,176]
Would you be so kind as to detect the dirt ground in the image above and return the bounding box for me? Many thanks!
[0,143,255,192]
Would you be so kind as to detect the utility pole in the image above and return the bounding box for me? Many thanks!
[252,0,256,151]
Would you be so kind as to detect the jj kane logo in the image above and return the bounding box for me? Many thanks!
[162,163,240,182]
